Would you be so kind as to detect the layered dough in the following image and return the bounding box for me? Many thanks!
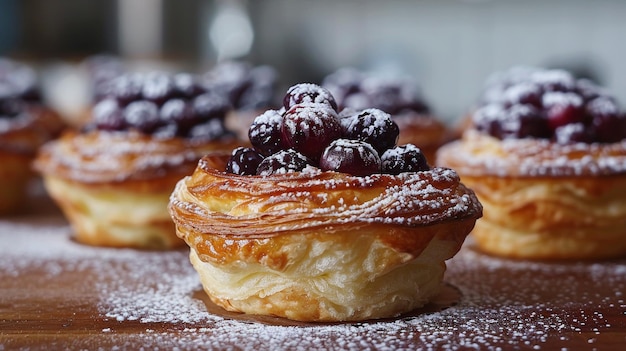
[437,131,626,260]
[169,154,482,322]
[34,130,240,249]
[0,106,65,213]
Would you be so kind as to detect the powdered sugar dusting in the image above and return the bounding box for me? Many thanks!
[439,130,626,177]
[2,213,625,349]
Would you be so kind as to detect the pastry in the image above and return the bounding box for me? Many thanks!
[322,68,448,162]
[35,71,241,249]
[203,61,279,140]
[437,67,626,260]
[0,58,65,214]
[169,83,482,322]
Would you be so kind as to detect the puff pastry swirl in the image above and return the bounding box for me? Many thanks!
[437,131,626,260]
[34,130,240,249]
[169,153,482,322]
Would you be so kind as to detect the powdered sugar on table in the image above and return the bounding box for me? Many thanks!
[1,210,625,350]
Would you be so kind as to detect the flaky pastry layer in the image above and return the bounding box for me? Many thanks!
[34,129,242,183]
[34,130,241,249]
[436,131,626,260]
[0,106,65,156]
[437,130,626,177]
[169,154,482,321]
[0,106,65,213]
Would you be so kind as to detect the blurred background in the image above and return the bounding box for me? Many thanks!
[1,0,625,123]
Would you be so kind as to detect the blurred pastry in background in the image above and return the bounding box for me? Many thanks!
[437,66,626,260]
[34,71,241,249]
[322,68,448,162]
[203,61,278,140]
[0,58,65,214]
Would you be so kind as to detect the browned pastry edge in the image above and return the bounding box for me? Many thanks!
[436,130,626,177]
[34,130,243,184]
[0,106,66,156]
[436,131,626,260]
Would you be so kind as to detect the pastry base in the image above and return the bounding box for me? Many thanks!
[0,151,34,214]
[42,176,183,249]
[461,174,626,260]
[182,219,476,322]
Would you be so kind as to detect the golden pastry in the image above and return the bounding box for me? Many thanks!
[35,71,241,249]
[437,67,626,260]
[170,83,482,322]
[0,58,65,214]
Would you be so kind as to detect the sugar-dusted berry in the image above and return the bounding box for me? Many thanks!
[320,139,381,176]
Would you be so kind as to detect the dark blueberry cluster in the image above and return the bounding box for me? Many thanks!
[322,68,430,116]
[202,61,278,111]
[474,67,626,143]
[90,72,235,141]
[226,83,430,177]
[0,58,42,119]
[83,55,127,102]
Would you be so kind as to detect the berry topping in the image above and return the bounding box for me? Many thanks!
[0,59,43,120]
[192,92,231,121]
[554,123,593,144]
[142,72,175,106]
[339,108,399,154]
[159,99,196,131]
[248,109,285,156]
[88,71,235,141]
[322,68,430,115]
[172,73,205,99]
[203,61,278,110]
[283,83,338,112]
[542,92,585,130]
[381,144,430,174]
[474,66,626,144]
[92,99,125,130]
[226,83,432,177]
[256,149,311,176]
[281,103,342,161]
[123,101,161,134]
[320,139,381,176]
[226,147,264,175]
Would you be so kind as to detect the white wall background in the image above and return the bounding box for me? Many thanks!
[250,0,626,124]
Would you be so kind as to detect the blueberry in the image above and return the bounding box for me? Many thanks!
[283,83,338,112]
[381,144,429,174]
[256,149,312,176]
[248,109,285,156]
[281,103,342,161]
[226,147,265,175]
[319,139,381,176]
[340,108,399,154]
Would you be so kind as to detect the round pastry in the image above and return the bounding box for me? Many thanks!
[34,71,241,249]
[203,61,278,140]
[322,68,449,162]
[0,58,65,214]
[169,83,482,322]
[437,67,626,260]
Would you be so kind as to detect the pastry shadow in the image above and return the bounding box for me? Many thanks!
[192,283,461,327]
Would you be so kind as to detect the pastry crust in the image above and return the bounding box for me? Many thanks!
[169,153,482,321]
[436,131,626,260]
[34,130,240,249]
[0,106,65,213]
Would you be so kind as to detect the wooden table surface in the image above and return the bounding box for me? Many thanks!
[1,197,625,350]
